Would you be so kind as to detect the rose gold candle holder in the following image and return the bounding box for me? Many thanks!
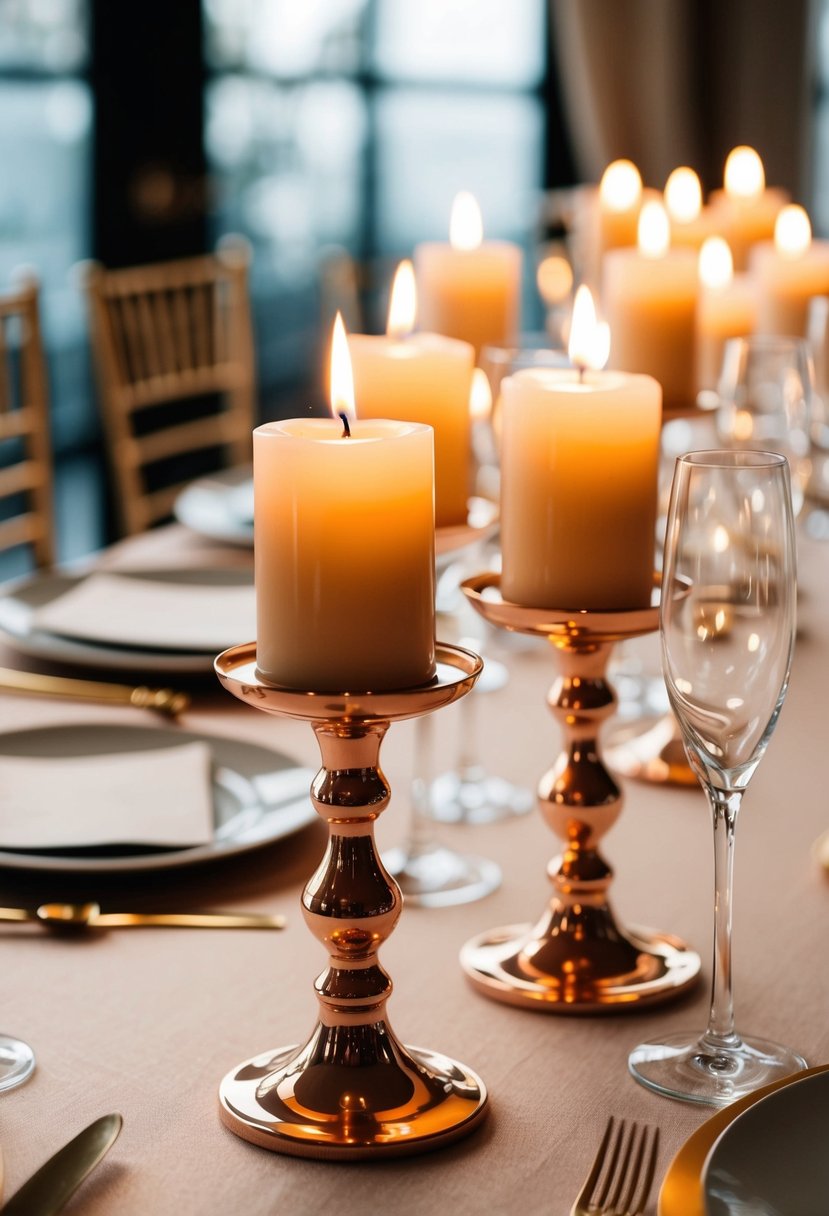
[459,573,701,1013]
[214,641,488,1159]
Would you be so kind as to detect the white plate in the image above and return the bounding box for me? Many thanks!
[703,1069,829,1216]
[174,466,254,546]
[0,567,253,674]
[0,722,316,873]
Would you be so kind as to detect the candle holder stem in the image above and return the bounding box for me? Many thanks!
[215,643,488,1158]
[459,574,700,1012]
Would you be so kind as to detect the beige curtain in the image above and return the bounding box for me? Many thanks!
[550,0,812,197]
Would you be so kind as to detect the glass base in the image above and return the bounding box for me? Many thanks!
[0,1033,35,1093]
[426,770,534,824]
[383,842,501,908]
[628,1029,807,1107]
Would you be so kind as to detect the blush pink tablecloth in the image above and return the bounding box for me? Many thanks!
[0,523,827,1215]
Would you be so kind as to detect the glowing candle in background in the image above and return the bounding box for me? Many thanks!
[708,145,789,271]
[499,286,661,611]
[254,314,436,691]
[664,166,712,250]
[414,192,522,358]
[348,261,475,527]
[598,159,644,250]
[696,236,756,394]
[750,204,829,338]
[602,200,698,412]
[469,366,500,500]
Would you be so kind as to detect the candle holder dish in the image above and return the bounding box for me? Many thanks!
[459,573,701,1013]
[214,641,488,1159]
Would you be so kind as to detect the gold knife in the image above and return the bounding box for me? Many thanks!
[0,666,189,716]
[0,902,286,930]
[1,1113,122,1215]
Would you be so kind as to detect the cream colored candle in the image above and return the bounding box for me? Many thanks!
[348,261,474,528]
[664,166,714,250]
[500,288,661,611]
[603,201,698,412]
[575,161,658,289]
[750,205,829,338]
[696,237,756,393]
[254,317,436,692]
[708,146,789,271]
[414,191,522,357]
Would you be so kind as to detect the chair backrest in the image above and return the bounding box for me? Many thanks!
[85,240,256,535]
[0,278,54,568]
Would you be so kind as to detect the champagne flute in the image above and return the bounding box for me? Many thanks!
[716,335,813,517]
[629,450,807,1105]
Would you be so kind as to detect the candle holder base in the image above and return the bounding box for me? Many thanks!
[460,574,701,1013]
[219,1039,487,1160]
[214,642,488,1158]
[460,920,699,1013]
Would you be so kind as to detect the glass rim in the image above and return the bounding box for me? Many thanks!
[676,448,789,470]
[722,333,810,358]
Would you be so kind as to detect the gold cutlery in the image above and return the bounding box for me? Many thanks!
[570,1116,659,1216]
[0,901,286,931]
[1,1112,122,1215]
[0,666,189,716]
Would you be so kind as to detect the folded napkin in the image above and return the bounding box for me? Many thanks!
[32,572,256,653]
[0,741,214,849]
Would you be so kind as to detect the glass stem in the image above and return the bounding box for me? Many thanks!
[702,788,742,1051]
[409,715,436,857]
[457,691,485,784]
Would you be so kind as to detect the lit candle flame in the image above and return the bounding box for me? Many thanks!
[774,204,811,258]
[469,367,492,421]
[330,312,355,426]
[386,259,416,338]
[536,253,573,305]
[699,236,734,290]
[568,285,610,372]
[724,146,765,200]
[450,191,483,251]
[664,167,702,223]
[638,200,670,258]
[599,159,642,212]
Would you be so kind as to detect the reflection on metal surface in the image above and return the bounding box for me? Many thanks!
[460,573,701,1012]
[214,641,488,1157]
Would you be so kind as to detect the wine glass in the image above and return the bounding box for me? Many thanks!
[715,335,813,517]
[0,1032,34,1092]
[629,449,807,1105]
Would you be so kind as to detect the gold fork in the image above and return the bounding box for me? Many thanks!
[570,1117,660,1216]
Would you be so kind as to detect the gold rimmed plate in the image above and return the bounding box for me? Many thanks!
[659,1063,828,1215]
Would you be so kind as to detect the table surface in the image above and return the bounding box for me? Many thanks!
[0,521,827,1216]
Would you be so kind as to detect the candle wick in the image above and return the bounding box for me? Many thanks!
[339,412,351,438]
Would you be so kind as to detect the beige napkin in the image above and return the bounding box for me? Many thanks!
[0,741,214,848]
[32,572,256,652]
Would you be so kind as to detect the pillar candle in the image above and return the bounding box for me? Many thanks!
[414,191,522,358]
[500,288,661,611]
[603,201,698,412]
[696,236,756,393]
[348,261,475,527]
[573,161,658,290]
[664,166,714,251]
[708,146,788,271]
[750,205,829,338]
[254,319,436,692]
